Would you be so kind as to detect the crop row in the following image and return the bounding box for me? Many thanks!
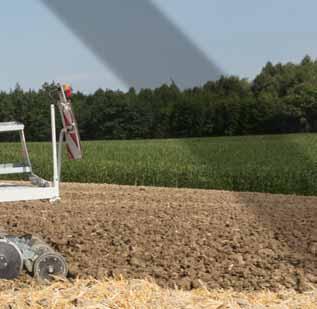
[1,133,317,195]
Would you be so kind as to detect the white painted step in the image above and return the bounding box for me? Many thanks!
[0,163,31,175]
[0,122,24,133]
[0,183,58,203]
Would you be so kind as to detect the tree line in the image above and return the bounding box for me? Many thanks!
[1,55,317,141]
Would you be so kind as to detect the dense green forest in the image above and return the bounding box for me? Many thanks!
[1,55,317,141]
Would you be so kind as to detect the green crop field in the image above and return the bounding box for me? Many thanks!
[1,133,317,195]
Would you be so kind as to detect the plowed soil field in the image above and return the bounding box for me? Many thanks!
[1,183,316,291]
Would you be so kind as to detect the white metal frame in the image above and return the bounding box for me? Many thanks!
[0,104,61,203]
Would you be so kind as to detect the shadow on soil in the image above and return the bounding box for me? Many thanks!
[181,134,317,290]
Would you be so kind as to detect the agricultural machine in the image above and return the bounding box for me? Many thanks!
[0,84,82,281]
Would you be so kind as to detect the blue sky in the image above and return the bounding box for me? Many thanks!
[1,0,316,93]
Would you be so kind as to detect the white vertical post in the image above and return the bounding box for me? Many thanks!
[51,104,59,197]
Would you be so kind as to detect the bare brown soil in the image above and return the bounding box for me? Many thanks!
[0,183,316,291]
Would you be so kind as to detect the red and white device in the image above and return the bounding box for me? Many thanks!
[0,83,82,203]
[57,84,82,161]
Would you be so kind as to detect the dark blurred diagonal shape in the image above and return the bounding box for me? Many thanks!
[40,0,222,89]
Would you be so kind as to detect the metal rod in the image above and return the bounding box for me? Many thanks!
[58,129,65,181]
[60,84,67,102]
[51,104,59,196]
[19,130,32,173]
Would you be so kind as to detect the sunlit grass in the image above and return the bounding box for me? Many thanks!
[1,133,317,195]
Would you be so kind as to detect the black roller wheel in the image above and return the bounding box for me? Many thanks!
[0,240,23,279]
[33,253,68,282]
